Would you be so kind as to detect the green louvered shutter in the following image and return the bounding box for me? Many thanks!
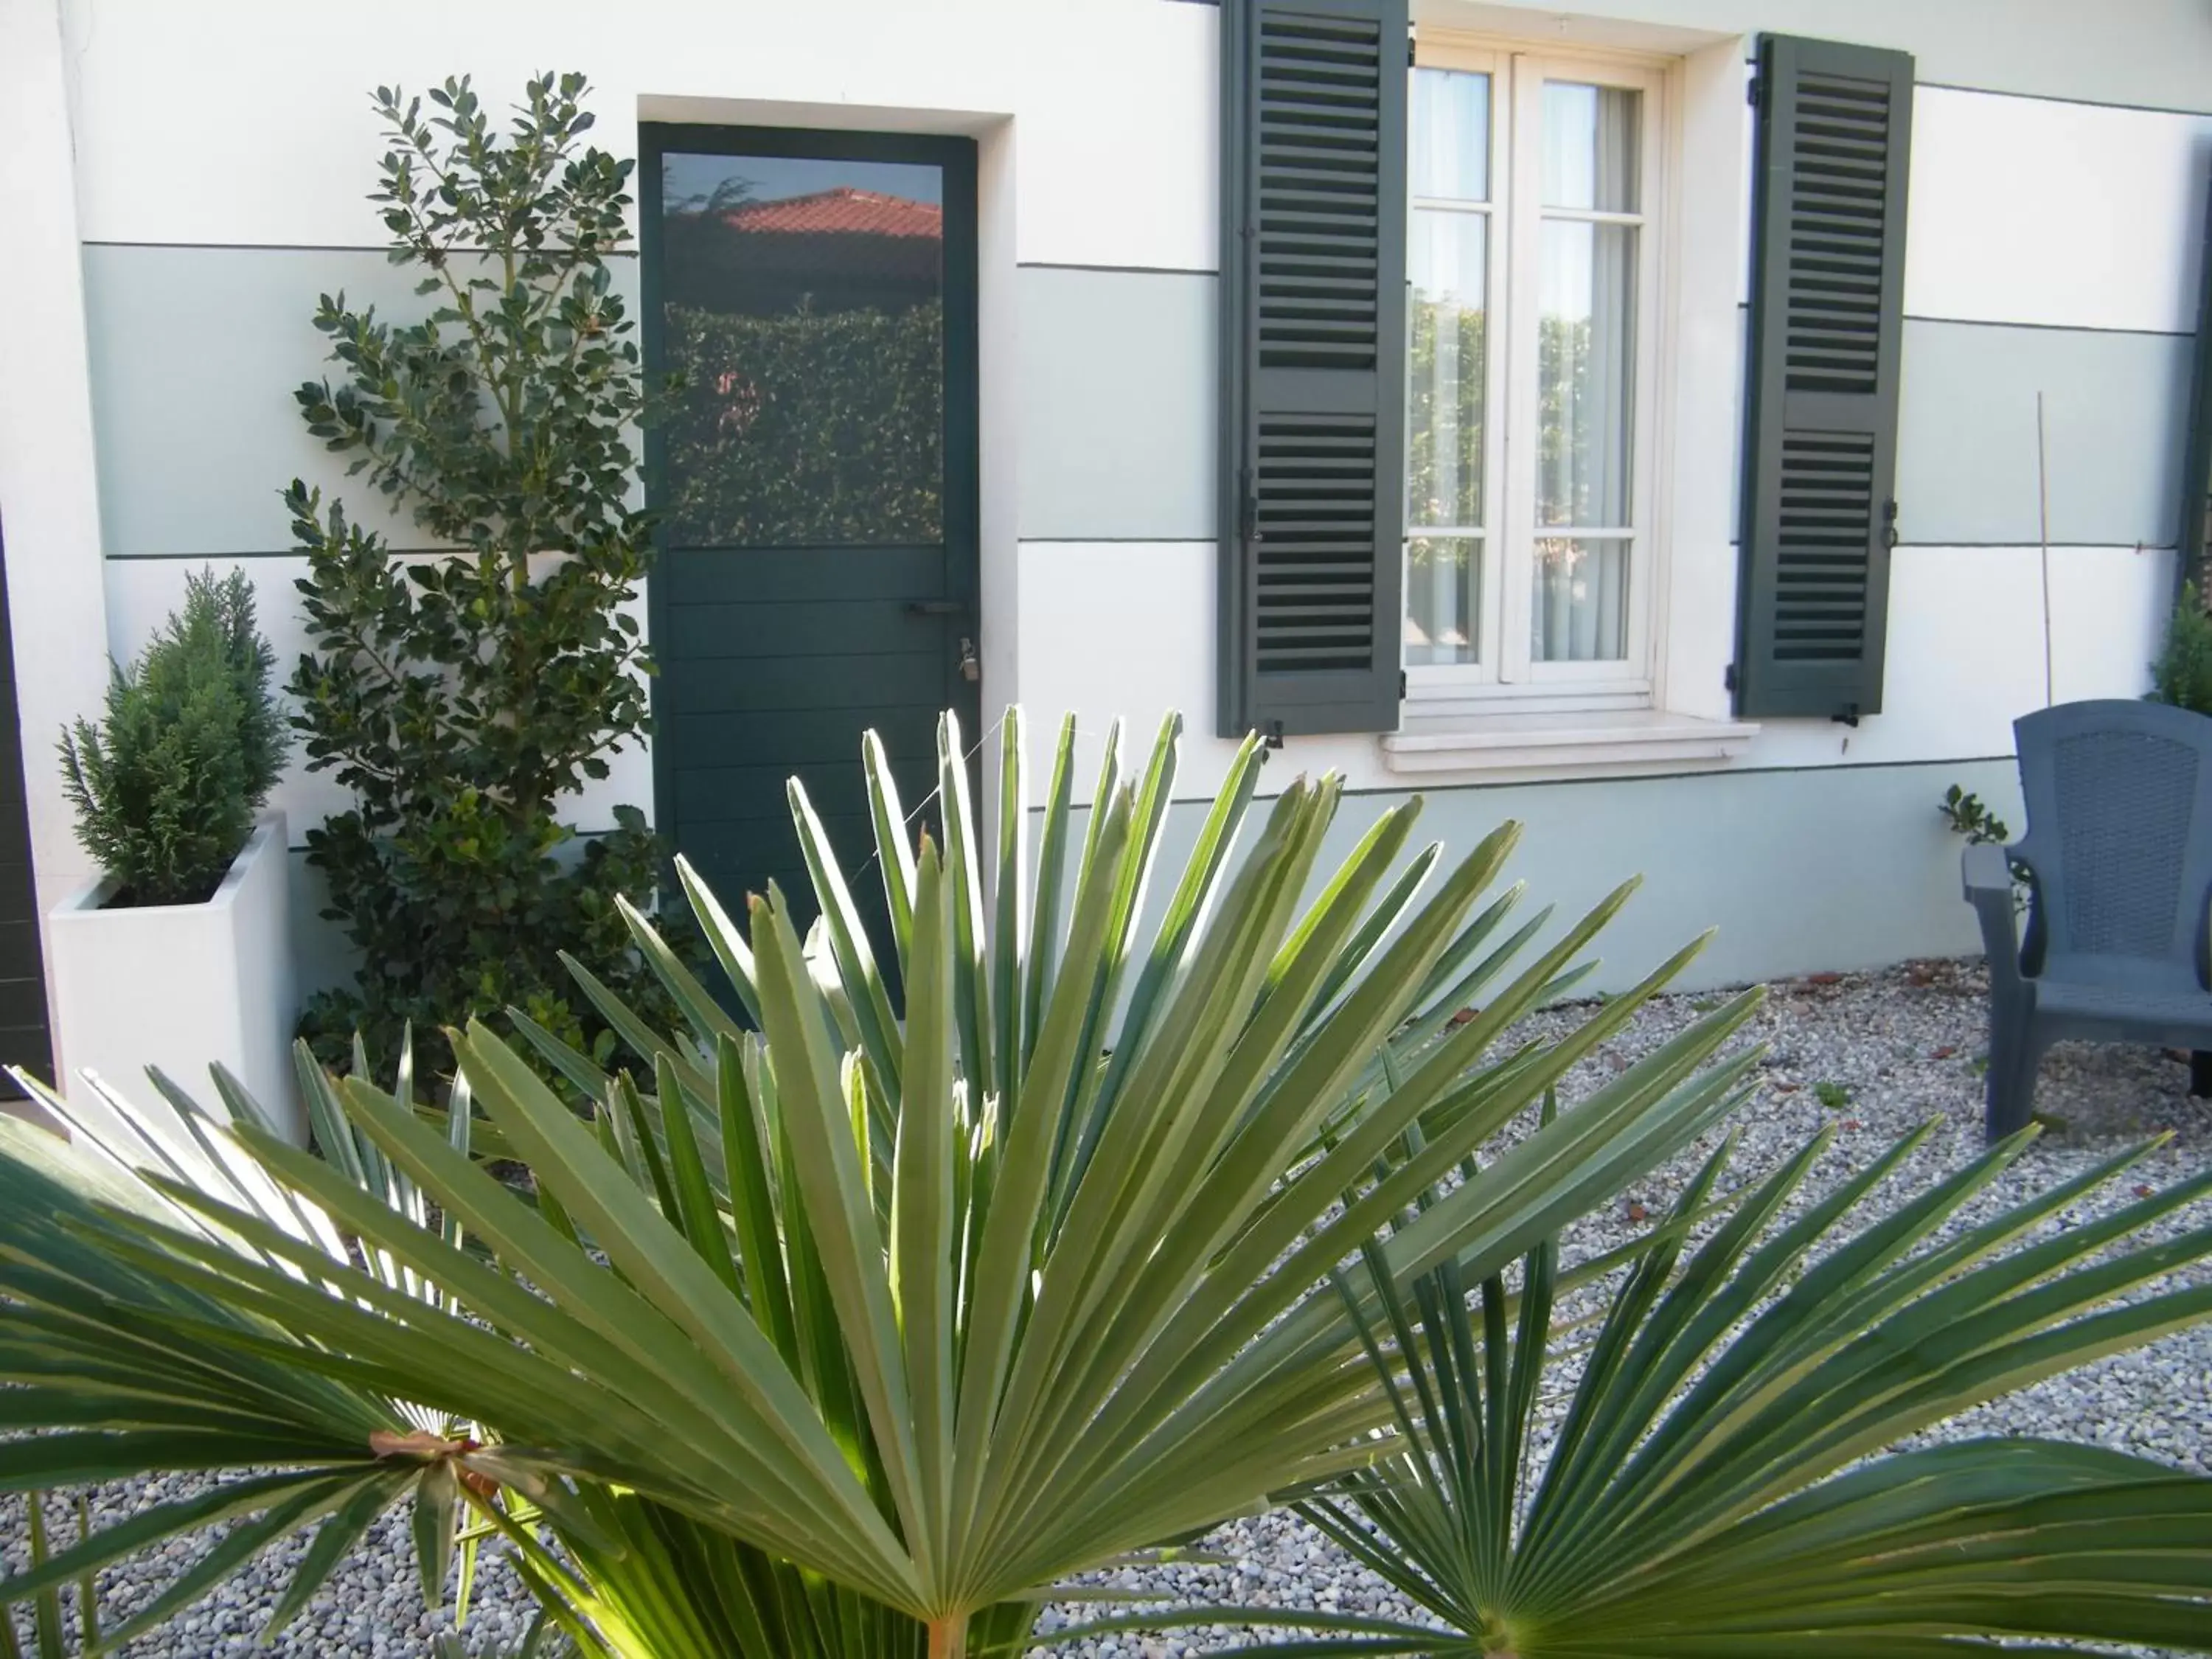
[1735,34,1913,721]
[1218,0,1408,740]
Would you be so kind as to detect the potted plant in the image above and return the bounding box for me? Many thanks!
[2151,580,2212,713]
[45,566,297,1139]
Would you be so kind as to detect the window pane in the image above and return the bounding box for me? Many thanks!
[1540,83,1640,212]
[1531,537,1630,662]
[1411,69,1490,201]
[1407,536,1481,665]
[1408,210,1487,529]
[1536,218,1636,528]
[659,153,945,547]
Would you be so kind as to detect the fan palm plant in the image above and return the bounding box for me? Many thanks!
[1264,1119,2212,1655]
[0,1055,1041,1658]
[0,708,1766,1656]
[0,1055,535,1651]
[0,1055,1043,1657]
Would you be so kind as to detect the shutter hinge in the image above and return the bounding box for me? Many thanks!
[1746,72,1761,110]
[1408,35,1418,68]
[1399,669,1408,699]
[1832,702,1863,729]
[1882,498,1900,549]
[1723,662,1738,694]
[1262,720,1287,751]
[1239,467,1260,544]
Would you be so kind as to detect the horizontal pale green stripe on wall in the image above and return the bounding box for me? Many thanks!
[1021,300,2194,549]
[80,245,642,559]
[1895,319,2193,549]
[1017,266,1215,541]
[80,246,2195,558]
[80,244,1215,554]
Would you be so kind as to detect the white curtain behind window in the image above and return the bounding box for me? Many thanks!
[1534,83,1636,664]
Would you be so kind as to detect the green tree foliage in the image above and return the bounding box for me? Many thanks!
[1402,307,1596,540]
[1536,315,1600,513]
[1938,783,2011,848]
[60,566,284,906]
[285,72,672,1074]
[660,301,943,546]
[2149,581,2212,716]
[1407,295,1486,529]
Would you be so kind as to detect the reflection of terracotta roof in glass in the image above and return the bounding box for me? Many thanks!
[721,187,942,240]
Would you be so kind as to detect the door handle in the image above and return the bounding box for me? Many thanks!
[904,601,978,681]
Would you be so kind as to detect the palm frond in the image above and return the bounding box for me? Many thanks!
[1305,1124,2212,1655]
[0,1055,480,1646]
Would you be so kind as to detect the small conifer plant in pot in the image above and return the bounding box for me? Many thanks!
[46,568,301,1136]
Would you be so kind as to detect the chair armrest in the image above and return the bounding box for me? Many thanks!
[1961,842,2024,990]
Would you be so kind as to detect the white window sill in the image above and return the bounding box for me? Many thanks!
[1380,708,1759,782]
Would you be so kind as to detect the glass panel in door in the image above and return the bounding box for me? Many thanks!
[647,133,977,959]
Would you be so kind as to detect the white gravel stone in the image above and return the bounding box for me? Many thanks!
[6,961,2207,1654]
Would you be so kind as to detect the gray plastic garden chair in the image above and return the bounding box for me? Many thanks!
[1964,698,2212,1141]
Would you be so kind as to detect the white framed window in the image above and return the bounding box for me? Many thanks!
[1404,42,1664,713]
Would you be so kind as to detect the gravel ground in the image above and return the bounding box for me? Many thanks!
[6,959,2209,1655]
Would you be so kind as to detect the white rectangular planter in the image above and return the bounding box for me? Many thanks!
[46,813,302,1144]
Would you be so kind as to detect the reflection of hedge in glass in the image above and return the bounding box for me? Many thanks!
[1406,298,1485,527]
[662,301,942,546]
[1408,310,1616,532]
[1540,313,1629,526]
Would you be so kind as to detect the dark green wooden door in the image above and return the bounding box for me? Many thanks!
[642,126,981,928]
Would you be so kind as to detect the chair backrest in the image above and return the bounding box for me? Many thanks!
[2012,698,2212,987]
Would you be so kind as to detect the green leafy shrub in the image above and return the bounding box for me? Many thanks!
[2150,581,2212,714]
[1937,782,2010,847]
[660,300,943,546]
[59,567,283,906]
[285,72,676,1075]
[1938,782,2030,916]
